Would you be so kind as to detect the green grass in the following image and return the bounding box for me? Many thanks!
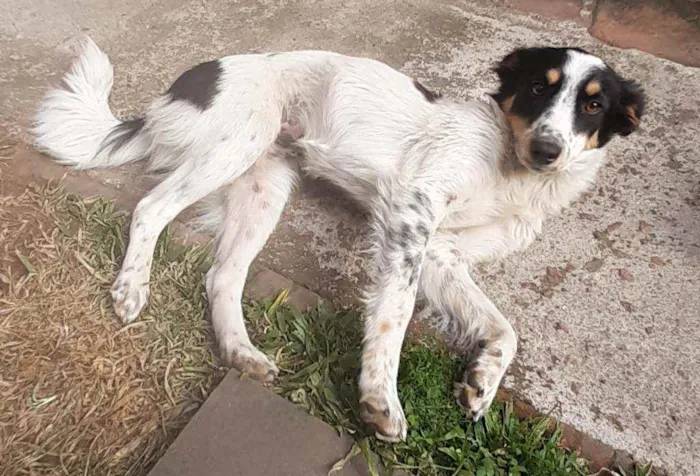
[4,184,653,475]
[244,297,590,476]
[75,194,591,475]
[67,192,652,476]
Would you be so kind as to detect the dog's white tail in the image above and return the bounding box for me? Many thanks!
[33,38,150,169]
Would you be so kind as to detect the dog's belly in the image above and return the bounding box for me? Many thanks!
[288,53,435,206]
[298,135,396,207]
[296,111,419,208]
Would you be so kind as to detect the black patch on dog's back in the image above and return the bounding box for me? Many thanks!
[414,80,442,103]
[167,60,223,110]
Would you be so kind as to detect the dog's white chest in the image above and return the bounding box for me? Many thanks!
[438,185,544,258]
[440,195,501,230]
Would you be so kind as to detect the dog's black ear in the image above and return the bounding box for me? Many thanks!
[492,49,530,103]
[610,79,645,136]
[493,49,527,78]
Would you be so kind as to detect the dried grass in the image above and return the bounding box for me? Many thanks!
[0,180,628,476]
[0,182,225,476]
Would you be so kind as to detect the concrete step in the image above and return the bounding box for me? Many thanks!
[147,370,380,476]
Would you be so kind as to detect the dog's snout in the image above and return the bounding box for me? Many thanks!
[530,139,562,165]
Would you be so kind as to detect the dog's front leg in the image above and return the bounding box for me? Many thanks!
[359,186,446,442]
[420,230,521,421]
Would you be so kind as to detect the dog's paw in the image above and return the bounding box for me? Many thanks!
[111,274,149,324]
[359,393,407,442]
[454,374,498,422]
[227,343,279,384]
[454,340,506,421]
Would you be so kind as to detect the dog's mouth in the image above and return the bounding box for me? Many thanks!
[513,129,567,173]
[502,109,564,174]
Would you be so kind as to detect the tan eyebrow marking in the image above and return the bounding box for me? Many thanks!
[546,68,561,85]
[585,80,601,96]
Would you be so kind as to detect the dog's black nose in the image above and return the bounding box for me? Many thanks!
[530,139,562,165]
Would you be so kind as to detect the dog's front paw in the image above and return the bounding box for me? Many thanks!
[359,393,407,442]
[226,343,279,384]
[111,274,149,324]
[454,340,506,421]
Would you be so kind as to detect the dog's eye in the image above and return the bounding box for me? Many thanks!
[585,101,603,115]
[531,81,546,96]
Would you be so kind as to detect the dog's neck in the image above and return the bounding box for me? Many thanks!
[502,150,606,219]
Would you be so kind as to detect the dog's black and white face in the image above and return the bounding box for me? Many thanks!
[492,47,645,172]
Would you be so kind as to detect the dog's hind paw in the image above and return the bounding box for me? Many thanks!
[111,274,149,324]
[454,339,506,421]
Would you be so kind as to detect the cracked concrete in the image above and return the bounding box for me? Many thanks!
[2,0,699,474]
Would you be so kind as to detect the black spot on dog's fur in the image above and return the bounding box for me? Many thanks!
[414,190,430,209]
[414,80,442,103]
[385,228,398,251]
[466,371,482,394]
[403,252,417,270]
[98,117,145,155]
[399,223,415,248]
[416,223,430,243]
[408,266,420,286]
[411,190,434,221]
[167,60,223,110]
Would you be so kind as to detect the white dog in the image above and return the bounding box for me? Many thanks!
[34,39,644,441]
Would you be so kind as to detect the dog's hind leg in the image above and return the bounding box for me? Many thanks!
[205,147,298,382]
[111,128,280,324]
[419,231,518,421]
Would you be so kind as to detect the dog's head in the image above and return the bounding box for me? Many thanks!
[492,47,645,173]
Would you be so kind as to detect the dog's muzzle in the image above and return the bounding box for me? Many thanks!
[530,138,562,167]
[527,125,566,170]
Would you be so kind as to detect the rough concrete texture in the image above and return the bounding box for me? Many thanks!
[2,0,699,474]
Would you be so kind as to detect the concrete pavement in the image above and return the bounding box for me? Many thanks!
[2,1,699,474]
[148,363,378,476]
